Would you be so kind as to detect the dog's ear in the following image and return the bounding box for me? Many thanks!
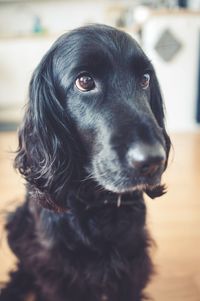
[15,45,78,210]
[146,70,171,199]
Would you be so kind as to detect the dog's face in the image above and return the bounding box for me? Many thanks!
[16,25,171,208]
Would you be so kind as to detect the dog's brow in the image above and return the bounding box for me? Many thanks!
[70,50,112,74]
[130,56,152,73]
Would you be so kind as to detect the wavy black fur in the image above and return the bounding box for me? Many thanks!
[0,24,170,301]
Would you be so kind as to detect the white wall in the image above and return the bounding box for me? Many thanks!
[142,12,200,131]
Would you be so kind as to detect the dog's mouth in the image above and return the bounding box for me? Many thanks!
[103,181,160,194]
[79,185,165,210]
[78,175,166,210]
[82,159,166,209]
[90,154,165,192]
[77,185,143,209]
[101,182,166,205]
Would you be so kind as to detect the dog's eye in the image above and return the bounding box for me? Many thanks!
[75,74,95,92]
[140,73,150,90]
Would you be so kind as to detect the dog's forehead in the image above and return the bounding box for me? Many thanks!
[59,26,148,71]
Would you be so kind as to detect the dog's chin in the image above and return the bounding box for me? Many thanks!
[100,178,166,199]
[103,182,155,193]
[103,183,147,194]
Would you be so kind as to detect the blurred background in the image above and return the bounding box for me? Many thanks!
[0,0,200,131]
[0,0,200,300]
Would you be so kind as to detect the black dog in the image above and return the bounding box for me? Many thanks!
[1,24,170,301]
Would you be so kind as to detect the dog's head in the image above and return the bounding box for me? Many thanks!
[15,24,171,209]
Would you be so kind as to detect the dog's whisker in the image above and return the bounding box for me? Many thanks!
[80,173,94,183]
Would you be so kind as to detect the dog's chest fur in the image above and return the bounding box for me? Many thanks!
[7,196,149,299]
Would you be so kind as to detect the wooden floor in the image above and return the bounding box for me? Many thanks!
[0,131,200,300]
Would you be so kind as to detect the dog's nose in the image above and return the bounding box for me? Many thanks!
[126,142,166,177]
